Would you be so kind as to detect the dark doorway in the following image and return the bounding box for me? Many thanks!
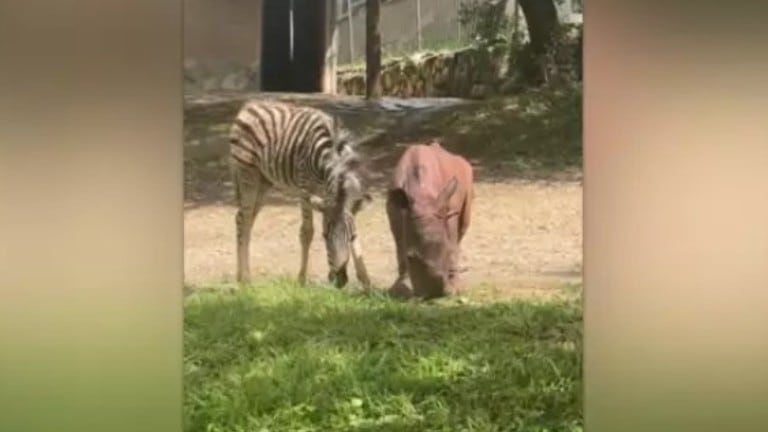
[261,0,326,92]
[260,0,291,91]
[292,0,326,92]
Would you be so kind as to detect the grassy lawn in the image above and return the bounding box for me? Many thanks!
[184,280,583,431]
[430,87,583,181]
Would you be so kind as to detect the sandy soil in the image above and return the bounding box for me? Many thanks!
[184,179,581,299]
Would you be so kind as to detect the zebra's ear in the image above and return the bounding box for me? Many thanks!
[345,155,361,171]
[351,192,373,214]
[332,115,345,135]
[334,127,354,154]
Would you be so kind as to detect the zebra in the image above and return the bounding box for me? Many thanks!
[228,99,373,289]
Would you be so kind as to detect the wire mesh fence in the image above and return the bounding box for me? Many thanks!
[336,0,470,66]
[335,0,582,66]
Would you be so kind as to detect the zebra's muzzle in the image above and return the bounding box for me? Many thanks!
[328,265,348,288]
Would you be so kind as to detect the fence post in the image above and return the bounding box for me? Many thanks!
[456,0,462,43]
[289,0,294,61]
[512,0,520,41]
[346,0,354,63]
[325,0,339,93]
[416,0,422,51]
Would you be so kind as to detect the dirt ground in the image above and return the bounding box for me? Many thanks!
[184,93,582,299]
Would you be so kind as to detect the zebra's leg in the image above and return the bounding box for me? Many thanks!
[298,199,314,285]
[234,168,269,284]
[350,233,372,291]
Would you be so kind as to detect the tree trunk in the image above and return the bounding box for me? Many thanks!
[365,0,382,99]
[517,0,559,84]
[575,27,582,81]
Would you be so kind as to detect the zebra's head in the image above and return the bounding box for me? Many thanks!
[321,196,371,287]
[310,127,373,287]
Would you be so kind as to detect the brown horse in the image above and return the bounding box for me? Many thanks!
[386,140,474,299]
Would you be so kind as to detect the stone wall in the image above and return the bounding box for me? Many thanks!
[337,44,513,99]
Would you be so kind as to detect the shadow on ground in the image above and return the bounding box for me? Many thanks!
[184,89,582,210]
[184,283,583,431]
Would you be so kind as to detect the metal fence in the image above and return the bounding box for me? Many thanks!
[335,0,583,66]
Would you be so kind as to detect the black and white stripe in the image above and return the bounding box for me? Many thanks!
[229,99,371,288]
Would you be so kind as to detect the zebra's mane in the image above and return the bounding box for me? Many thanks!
[326,128,372,207]
[328,141,364,185]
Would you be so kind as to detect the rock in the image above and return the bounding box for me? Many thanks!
[183,58,209,90]
[202,77,219,91]
[499,77,523,94]
[335,44,514,99]
[221,71,248,91]
[470,84,487,99]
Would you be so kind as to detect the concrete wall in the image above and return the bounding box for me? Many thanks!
[184,0,339,94]
[184,0,263,93]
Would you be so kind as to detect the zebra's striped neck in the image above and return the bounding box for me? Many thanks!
[323,166,359,212]
[321,138,365,207]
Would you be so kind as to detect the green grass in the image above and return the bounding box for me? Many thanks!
[184,279,582,432]
[435,87,583,180]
